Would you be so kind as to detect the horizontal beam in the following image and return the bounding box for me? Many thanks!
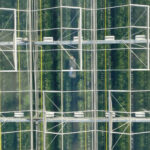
[0,8,16,11]
[34,40,147,45]
[46,117,150,123]
[1,117,150,123]
[0,40,148,46]
[0,42,28,46]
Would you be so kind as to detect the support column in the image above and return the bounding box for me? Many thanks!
[60,1,64,150]
[129,3,132,150]
[108,91,112,150]
[14,9,17,71]
[147,6,149,69]
[43,93,46,150]
[29,0,33,149]
[92,0,98,149]
[29,0,33,150]
[79,8,82,71]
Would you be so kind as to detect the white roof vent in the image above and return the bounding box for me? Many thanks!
[74,111,84,118]
[105,36,115,41]
[16,37,23,42]
[135,112,145,118]
[45,112,55,118]
[43,37,54,42]
[14,112,24,118]
[73,36,83,42]
[105,112,116,118]
[135,35,146,41]
[23,37,28,42]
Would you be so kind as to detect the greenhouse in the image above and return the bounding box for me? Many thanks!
[0,0,150,150]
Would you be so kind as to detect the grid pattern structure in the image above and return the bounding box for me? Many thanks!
[0,0,150,150]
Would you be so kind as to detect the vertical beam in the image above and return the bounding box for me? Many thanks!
[60,1,64,150]
[91,2,94,149]
[14,9,17,71]
[108,91,112,150]
[92,0,98,149]
[147,6,149,70]
[43,92,46,150]
[129,3,132,150]
[33,0,39,149]
[29,0,33,149]
[79,8,82,71]
[39,0,44,149]
[17,0,22,149]
[104,0,108,148]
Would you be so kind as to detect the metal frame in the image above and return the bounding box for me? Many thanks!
[0,2,150,150]
[0,8,17,71]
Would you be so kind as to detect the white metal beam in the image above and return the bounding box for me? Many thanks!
[148,6,149,69]
[79,8,82,71]
[109,91,112,150]
[13,9,17,71]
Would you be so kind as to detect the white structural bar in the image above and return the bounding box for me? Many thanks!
[43,93,46,150]
[129,4,132,150]
[0,117,150,123]
[0,39,148,46]
[0,117,30,122]
[109,91,112,150]
[45,117,150,123]
[148,6,150,69]
[0,8,16,11]
[0,42,28,46]
[34,39,148,45]
[13,9,17,71]
[79,8,82,71]
[130,3,149,7]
